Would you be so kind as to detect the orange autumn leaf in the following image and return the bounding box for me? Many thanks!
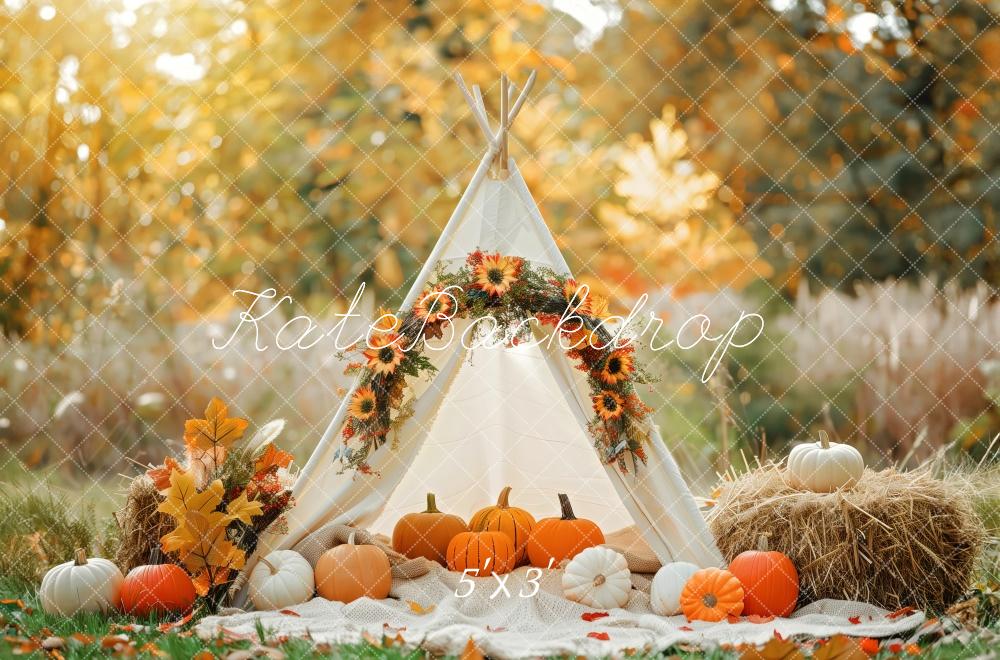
[738,636,805,660]
[459,638,484,660]
[255,443,293,473]
[183,397,248,453]
[157,609,196,633]
[191,566,233,597]
[812,635,868,660]
[146,457,181,491]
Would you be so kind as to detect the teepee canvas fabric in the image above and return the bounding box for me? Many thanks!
[250,78,723,588]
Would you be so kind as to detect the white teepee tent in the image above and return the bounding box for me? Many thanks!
[260,72,722,573]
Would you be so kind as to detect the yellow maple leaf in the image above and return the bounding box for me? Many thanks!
[162,510,245,574]
[225,491,263,525]
[183,398,248,453]
[157,470,224,521]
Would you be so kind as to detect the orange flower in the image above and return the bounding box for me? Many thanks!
[373,306,401,333]
[414,285,455,323]
[593,390,625,420]
[563,280,589,312]
[363,333,404,375]
[562,324,599,351]
[474,253,522,297]
[349,386,378,421]
[599,349,634,385]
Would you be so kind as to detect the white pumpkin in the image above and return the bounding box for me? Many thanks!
[561,546,631,609]
[649,561,699,616]
[787,431,864,492]
[39,548,124,616]
[248,550,315,610]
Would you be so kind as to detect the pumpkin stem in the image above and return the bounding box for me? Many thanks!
[702,593,718,608]
[347,531,357,546]
[818,430,831,449]
[593,574,606,587]
[74,548,87,566]
[558,493,577,521]
[424,493,440,514]
[497,486,512,509]
[260,557,278,575]
[150,545,163,565]
[756,534,769,552]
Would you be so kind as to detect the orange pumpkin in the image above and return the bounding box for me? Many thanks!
[315,532,392,603]
[446,531,516,576]
[392,493,468,565]
[469,486,536,565]
[526,493,604,568]
[120,561,196,617]
[728,535,799,617]
[680,567,745,622]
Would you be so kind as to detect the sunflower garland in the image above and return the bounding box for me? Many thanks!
[340,250,655,473]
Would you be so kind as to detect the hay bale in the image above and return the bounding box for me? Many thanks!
[114,476,175,572]
[708,465,984,612]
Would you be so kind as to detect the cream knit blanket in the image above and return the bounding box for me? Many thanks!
[198,563,924,658]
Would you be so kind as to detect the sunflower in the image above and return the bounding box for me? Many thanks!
[593,390,625,420]
[413,285,455,323]
[349,386,378,421]
[474,253,522,297]
[599,349,634,385]
[362,333,405,375]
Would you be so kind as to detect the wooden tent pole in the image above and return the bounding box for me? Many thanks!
[495,72,510,179]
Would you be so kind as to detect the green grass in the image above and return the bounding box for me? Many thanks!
[1,576,998,659]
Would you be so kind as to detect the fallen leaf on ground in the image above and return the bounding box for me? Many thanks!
[888,606,917,620]
[812,635,867,660]
[847,616,861,624]
[460,638,484,660]
[859,638,879,655]
[581,611,609,622]
[69,633,94,645]
[361,630,382,648]
[158,609,196,632]
[278,609,300,617]
[487,625,507,633]
[138,642,167,657]
[587,632,611,641]
[738,635,804,660]
[746,614,775,624]
[679,625,694,631]
[407,601,435,615]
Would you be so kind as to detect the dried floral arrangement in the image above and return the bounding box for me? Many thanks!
[119,398,295,610]
[340,250,655,474]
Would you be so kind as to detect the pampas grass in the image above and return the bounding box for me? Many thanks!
[708,464,985,611]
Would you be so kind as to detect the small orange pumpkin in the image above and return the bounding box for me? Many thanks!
[120,557,196,617]
[469,486,536,565]
[446,531,516,576]
[526,493,604,567]
[315,532,392,603]
[392,493,468,565]
[728,535,799,617]
[680,567,745,622]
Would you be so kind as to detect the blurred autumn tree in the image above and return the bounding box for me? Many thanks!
[581,0,999,292]
[1,0,995,342]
